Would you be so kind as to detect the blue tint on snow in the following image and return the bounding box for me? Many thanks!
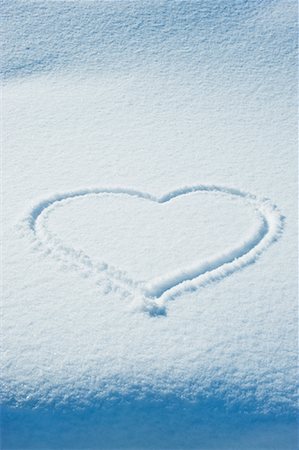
[2,0,297,79]
[2,395,298,449]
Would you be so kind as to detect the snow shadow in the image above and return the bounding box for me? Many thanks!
[2,395,298,450]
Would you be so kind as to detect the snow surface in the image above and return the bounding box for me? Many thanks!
[2,0,298,449]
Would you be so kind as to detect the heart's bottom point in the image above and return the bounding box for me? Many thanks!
[129,294,166,317]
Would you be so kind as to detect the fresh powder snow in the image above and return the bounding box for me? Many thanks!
[2,1,298,449]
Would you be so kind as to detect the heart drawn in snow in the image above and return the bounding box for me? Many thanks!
[22,185,283,316]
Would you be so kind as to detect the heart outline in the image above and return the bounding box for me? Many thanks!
[21,185,284,315]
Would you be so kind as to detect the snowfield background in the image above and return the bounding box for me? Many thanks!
[2,1,298,449]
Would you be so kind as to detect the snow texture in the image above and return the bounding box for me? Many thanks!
[2,0,298,449]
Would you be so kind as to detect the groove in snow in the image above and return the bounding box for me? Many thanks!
[19,185,284,316]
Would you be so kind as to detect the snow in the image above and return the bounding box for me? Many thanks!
[2,0,298,449]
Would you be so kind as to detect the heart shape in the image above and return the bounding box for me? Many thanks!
[21,185,283,315]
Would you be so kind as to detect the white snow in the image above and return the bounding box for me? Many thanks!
[2,0,298,449]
